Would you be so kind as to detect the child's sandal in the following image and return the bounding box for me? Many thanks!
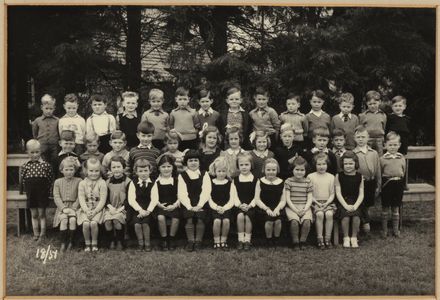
[221,242,229,251]
[213,243,221,250]
[317,240,325,250]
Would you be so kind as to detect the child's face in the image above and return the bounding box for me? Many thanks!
[226,92,242,110]
[238,158,251,175]
[264,162,278,180]
[293,164,306,179]
[228,133,240,149]
[91,100,107,115]
[343,158,356,174]
[332,136,346,150]
[59,140,76,153]
[339,102,353,115]
[159,162,173,177]
[313,135,329,150]
[186,158,200,171]
[64,102,78,117]
[391,100,406,116]
[205,132,218,149]
[255,136,268,152]
[385,137,401,154]
[286,99,299,112]
[137,132,153,147]
[61,164,75,179]
[41,103,55,117]
[175,95,189,108]
[281,130,294,147]
[254,94,269,109]
[310,97,324,111]
[215,167,227,180]
[87,164,101,180]
[86,141,99,154]
[199,97,213,111]
[366,99,380,112]
[166,139,179,152]
[110,161,124,178]
[123,98,138,113]
[149,98,163,111]
[27,146,41,161]
[136,166,150,180]
[110,139,126,152]
[354,131,369,147]
[316,158,328,174]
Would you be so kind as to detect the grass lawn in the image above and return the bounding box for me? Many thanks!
[6,201,435,296]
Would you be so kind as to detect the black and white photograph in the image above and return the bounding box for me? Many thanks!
[5,4,436,297]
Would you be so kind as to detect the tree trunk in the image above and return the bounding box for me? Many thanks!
[211,7,229,58]
[126,6,142,92]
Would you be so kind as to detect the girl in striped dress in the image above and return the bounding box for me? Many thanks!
[284,156,313,250]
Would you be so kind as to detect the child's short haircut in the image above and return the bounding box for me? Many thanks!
[198,89,211,99]
[225,127,243,144]
[286,93,301,104]
[157,154,177,177]
[59,156,79,172]
[175,86,189,97]
[280,123,294,134]
[385,131,401,142]
[109,155,126,169]
[254,86,268,97]
[133,158,151,172]
[338,92,354,104]
[251,130,271,149]
[292,155,308,170]
[391,95,407,105]
[208,156,231,178]
[85,133,100,145]
[90,93,106,104]
[148,89,163,101]
[26,139,41,150]
[122,91,139,102]
[226,86,241,97]
[262,158,280,174]
[183,149,200,165]
[332,128,346,139]
[137,120,155,134]
[313,152,330,166]
[110,130,126,141]
[340,150,359,169]
[312,126,330,138]
[354,125,368,135]
[83,157,101,172]
[164,131,181,144]
[64,93,78,104]
[41,94,56,105]
[236,151,254,170]
[60,130,76,142]
[311,90,325,101]
[201,126,222,146]
[365,90,381,103]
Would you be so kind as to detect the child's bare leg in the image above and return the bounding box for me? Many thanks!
[134,223,143,246]
[392,206,400,236]
[324,210,334,242]
[213,218,221,244]
[274,219,282,238]
[341,217,350,237]
[185,218,195,242]
[381,207,389,237]
[290,220,300,244]
[141,223,150,246]
[90,221,99,247]
[113,220,122,230]
[221,219,230,243]
[30,208,40,238]
[82,221,91,247]
[69,217,77,230]
[104,220,113,231]
[300,220,311,243]
[237,213,245,242]
[158,215,167,237]
[195,219,205,242]
[60,217,68,231]
[315,211,324,242]
[244,215,252,243]
[351,216,360,238]
[38,208,47,237]
[265,221,274,239]
[170,218,179,237]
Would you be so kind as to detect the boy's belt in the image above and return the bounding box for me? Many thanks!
[382,176,403,189]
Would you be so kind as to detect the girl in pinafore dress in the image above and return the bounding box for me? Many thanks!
[234,152,258,251]
[103,156,131,250]
[284,156,313,250]
[198,125,222,172]
[335,151,364,248]
[307,152,336,249]
[77,158,108,252]
[178,150,211,252]
[151,155,180,251]
[208,157,236,250]
[20,139,54,242]
[127,159,157,251]
[53,157,82,251]
[255,158,286,247]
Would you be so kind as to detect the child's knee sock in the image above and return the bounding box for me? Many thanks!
[60,229,68,245]
[300,220,311,243]
[142,224,150,246]
[195,219,205,242]
[392,212,400,233]
[290,221,299,244]
[116,228,124,244]
[68,229,76,245]
[382,210,389,234]
[221,220,230,243]
[185,220,195,242]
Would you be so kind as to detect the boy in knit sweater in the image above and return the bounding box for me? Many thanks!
[330,92,359,150]
[305,90,331,150]
[58,93,86,156]
[141,89,169,151]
